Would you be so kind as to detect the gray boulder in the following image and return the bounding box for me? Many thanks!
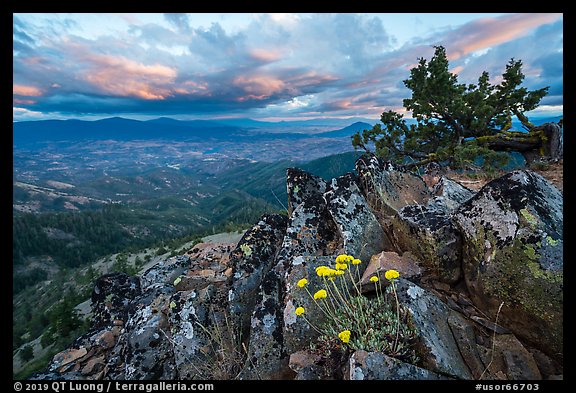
[395,278,472,379]
[452,170,563,362]
[391,204,462,283]
[228,214,287,335]
[91,273,142,330]
[324,173,391,262]
[355,153,430,217]
[348,350,450,380]
[286,167,327,216]
[120,284,178,380]
[239,268,294,380]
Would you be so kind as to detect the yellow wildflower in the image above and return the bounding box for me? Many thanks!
[335,270,345,276]
[338,330,351,344]
[295,306,305,316]
[297,278,308,288]
[352,258,361,265]
[316,266,330,277]
[313,289,327,300]
[385,270,400,281]
[335,254,349,264]
[335,263,348,271]
[370,276,379,283]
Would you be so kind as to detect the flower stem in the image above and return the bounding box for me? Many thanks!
[391,280,400,354]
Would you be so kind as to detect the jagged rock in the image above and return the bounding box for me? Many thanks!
[395,278,472,379]
[140,255,190,291]
[283,256,351,353]
[91,273,141,330]
[324,173,390,262]
[477,334,542,380]
[452,170,563,362]
[29,372,87,380]
[286,167,327,216]
[228,214,287,335]
[239,268,294,380]
[289,350,326,380]
[355,153,430,217]
[81,356,105,376]
[50,348,88,372]
[277,194,339,274]
[427,176,475,213]
[360,251,422,289]
[348,350,449,380]
[121,284,177,380]
[169,285,230,379]
[447,313,486,379]
[391,204,462,283]
[186,242,233,271]
[174,274,226,292]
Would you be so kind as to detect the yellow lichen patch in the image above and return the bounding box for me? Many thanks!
[240,244,252,257]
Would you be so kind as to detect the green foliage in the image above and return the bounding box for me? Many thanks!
[19,345,34,362]
[352,45,549,170]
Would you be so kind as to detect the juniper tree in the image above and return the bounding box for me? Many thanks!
[352,46,562,170]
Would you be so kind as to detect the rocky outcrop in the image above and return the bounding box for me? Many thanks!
[395,278,472,379]
[228,214,287,335]
[324,173,390,262]
[391,204,462,283]
[91,273,141,330]
[349,350,449,380]
[452,170,563,363]
[32,157,563,381]
[286,168,326,216]
[356,154,430,217]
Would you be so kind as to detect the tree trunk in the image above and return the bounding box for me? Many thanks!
[477,122,563,165]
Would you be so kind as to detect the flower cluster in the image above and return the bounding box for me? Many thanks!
[293,253,416,361]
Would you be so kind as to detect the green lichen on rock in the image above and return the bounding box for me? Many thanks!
[240,244,252,257]
[545,235,559,247]
[519,208,538,228]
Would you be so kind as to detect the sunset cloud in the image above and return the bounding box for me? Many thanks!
[13,13,562,120]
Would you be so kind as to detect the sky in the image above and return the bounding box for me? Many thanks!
[13,13,563,122]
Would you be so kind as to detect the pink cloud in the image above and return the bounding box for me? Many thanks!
[81,54,177,100]
[13,84,43,96]
[445,13,562,60]
[249,48,283,63]
[233,75,285,100]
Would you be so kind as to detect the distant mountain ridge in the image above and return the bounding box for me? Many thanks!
[12,117,378,147]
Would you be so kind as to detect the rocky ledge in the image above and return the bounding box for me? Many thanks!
[30,153,563,381]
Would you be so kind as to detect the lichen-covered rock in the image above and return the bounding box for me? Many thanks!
[452,170,563,362]
[355,153,430,217]
[91,273,142,330]
[391,204,462,283]
[120,284,178,380]
[348,350,449,380]
[427,176,475,213]
[168,286,230,379]
[228,214,287,335]
[140,255,190,291]
[286,167,327,216]
[283,256,352,353]
[395,278,472,379]
[239,268,294,379]
[324,173,391,263]
[477,334,542,380]
[276,193,340,275]
[447,313,486,379]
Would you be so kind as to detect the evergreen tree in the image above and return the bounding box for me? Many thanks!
[352,46,561,170]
